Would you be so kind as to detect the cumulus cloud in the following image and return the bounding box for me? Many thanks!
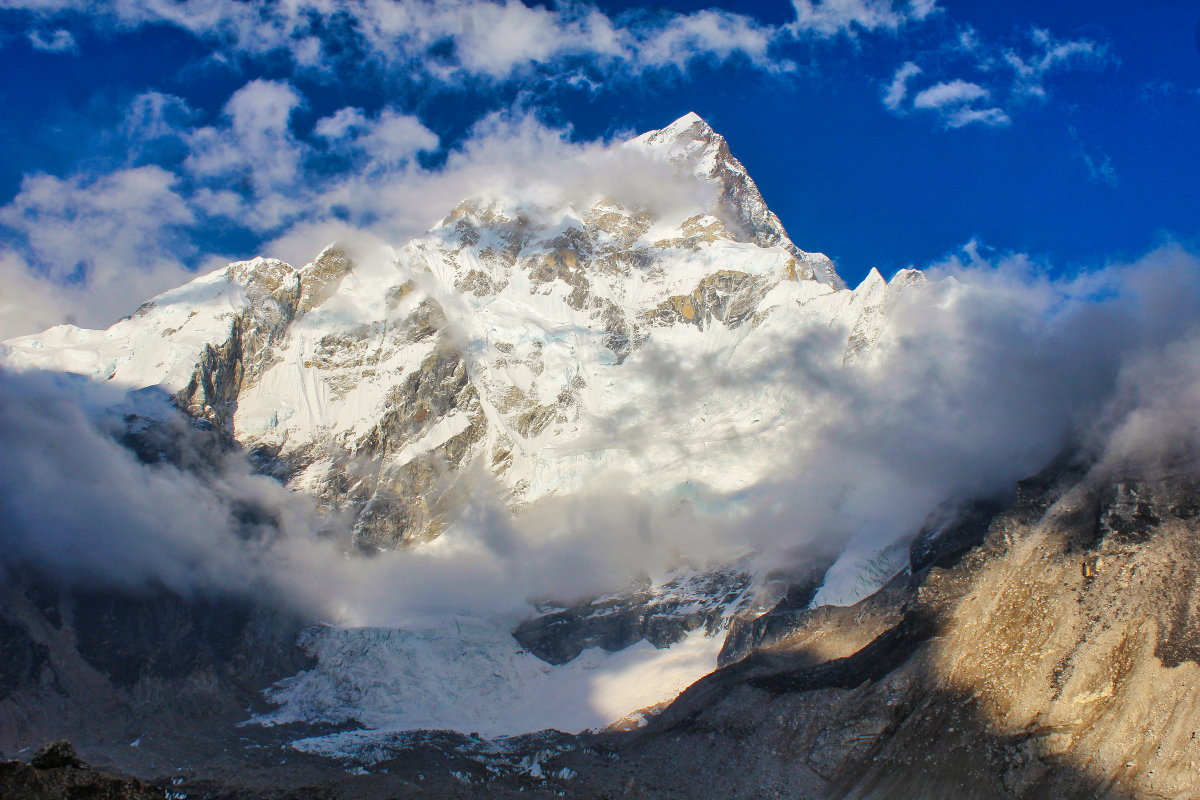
[315,107,439,169]
[0,166,194,282]
[0,165,207,332]
[789,0,936,38]
[600,245,1200,578]
[183,79,307,229]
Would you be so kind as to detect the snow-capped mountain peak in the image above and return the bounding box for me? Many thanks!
[630,112,844,289]
[0,115,948,737]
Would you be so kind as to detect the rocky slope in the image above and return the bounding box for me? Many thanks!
[6,452,1196,799]
[545,454,1200,800]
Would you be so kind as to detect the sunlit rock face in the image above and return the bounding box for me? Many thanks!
[564,457,1200,800]
[1,113,917,553]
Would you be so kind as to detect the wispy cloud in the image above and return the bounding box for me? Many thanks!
[789,0,937,37]
[884,25,1113,128]
[911,79,989,109]
[882,61,921,110]
[27,27,76,52]
[1069,125,1118,187]
[941,106,1010,129]
[1004,27,1110,101]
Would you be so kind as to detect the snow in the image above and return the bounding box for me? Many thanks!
[257,618,723,739]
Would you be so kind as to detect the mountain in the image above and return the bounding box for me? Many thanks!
[14,113,1195,798]
[0,110,942,753]
[3,113,889,553]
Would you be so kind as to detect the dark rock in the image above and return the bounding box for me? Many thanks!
[1,756,165,799]
[70,589,313,699]
[909,497,1005,574]
[0,619,52,702]
[30,741,86,770]
[515,569,751,666]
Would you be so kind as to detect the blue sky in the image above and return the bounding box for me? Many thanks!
[0,0,1198,335]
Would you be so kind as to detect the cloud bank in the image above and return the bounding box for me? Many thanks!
[4,243,1200,627]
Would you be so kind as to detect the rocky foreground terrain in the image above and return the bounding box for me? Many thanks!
[4,449,1200,799]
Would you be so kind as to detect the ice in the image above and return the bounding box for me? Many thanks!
[809,541,911,609]
[256,618,723,739]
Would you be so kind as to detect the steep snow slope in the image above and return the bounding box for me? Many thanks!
[0,113,947,738]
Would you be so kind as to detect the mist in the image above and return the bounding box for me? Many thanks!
[3,244,1200,627]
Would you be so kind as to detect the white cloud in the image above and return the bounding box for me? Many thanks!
[912,79,988,109]
[907,80,1009,128]
[4,0,792,80]
[789,0,936,37]
[183,79,306,229]
[628,9,784,72]
[886,25,1111,129]
[883,61,921,110]
[942,106,1010,128]
[121,91,192,143]
[27,27,76,51]
[0,166,194,284]
[1005,27,1110,101]
[0,165,209,333]
[317,107,439,169]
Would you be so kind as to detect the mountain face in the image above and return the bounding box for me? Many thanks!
[2,112,904,552]
[0,111,950,758]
